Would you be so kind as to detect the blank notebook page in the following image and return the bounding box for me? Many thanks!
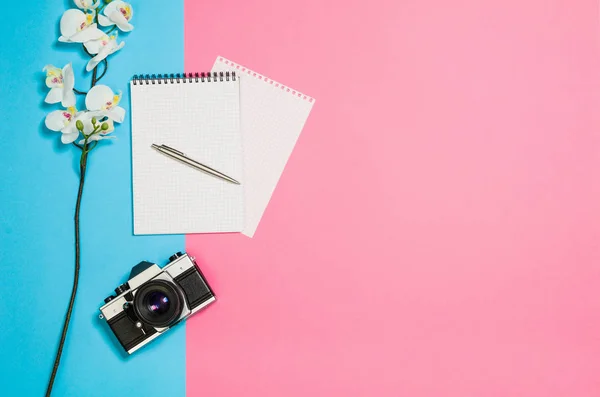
[130,76,244,235]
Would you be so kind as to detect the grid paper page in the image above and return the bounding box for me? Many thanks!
[131,78,244,234]
[212,57,315,237]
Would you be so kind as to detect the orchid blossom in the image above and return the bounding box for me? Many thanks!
[43,63,76,107]
[44,107,86,144]
[84,33,125,72]
[58,9,104,43]
[85,85,126,123]
[98,1,134,32]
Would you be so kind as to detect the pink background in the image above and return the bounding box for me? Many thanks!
[184,1,600,396]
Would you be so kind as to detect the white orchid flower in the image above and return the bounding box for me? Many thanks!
[84,33,125,72]
[58,9,104,43]
[45,107,86,144]
[43,63,76,107]
[73,0,99,9]
[77,118,115,145]
[98,1,134,32]
[85,85,125,123]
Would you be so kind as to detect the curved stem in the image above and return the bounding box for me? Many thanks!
[45,147,88,397]
[95,59,108,84]
[82,43,109,86]
[82,43,93,57]
[95,5,105,23]
[73,88,87,95]
[87,141,98,152]
[91,66,98,88]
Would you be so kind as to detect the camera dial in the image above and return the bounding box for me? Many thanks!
[104,295,115,304]
[169,252,184,262]
[114,282,130,295]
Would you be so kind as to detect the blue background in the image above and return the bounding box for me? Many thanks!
[0,1,186,395]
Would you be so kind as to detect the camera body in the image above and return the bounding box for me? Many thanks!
[99,252,215,354]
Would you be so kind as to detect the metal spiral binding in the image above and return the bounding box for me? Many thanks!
[131,71,236,85]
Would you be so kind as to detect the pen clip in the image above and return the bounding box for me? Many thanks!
[159,144,185,156]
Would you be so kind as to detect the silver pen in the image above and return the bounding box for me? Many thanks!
[151,143,241,185]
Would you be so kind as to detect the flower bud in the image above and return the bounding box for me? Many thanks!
[91,117,97,124]
[101,122,110,131]
[76,120,84,131]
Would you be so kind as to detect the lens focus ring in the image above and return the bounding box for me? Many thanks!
[133,280,184,328]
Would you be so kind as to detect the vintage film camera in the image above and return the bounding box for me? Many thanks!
[99,252,215,354]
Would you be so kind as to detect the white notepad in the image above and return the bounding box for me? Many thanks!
[130,73,244,235]
[212,57,315,237]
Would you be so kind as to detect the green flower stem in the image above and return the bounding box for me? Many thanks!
[96,59,109,84]
[47,41,107,397]
[82,43,109,87]
[86,141,98,153]
[82,43,92,57]
[91,66,98,89]
[45,142,88,397]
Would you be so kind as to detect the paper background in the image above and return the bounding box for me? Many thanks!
[3,1,600,396]
[185,1,600,396]
[0,1,187,395]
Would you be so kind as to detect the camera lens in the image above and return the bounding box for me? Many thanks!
[133,280,183,328]
[146,291,170,315]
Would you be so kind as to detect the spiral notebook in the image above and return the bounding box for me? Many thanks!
[212,56,315,237]
[130,72,244,235]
